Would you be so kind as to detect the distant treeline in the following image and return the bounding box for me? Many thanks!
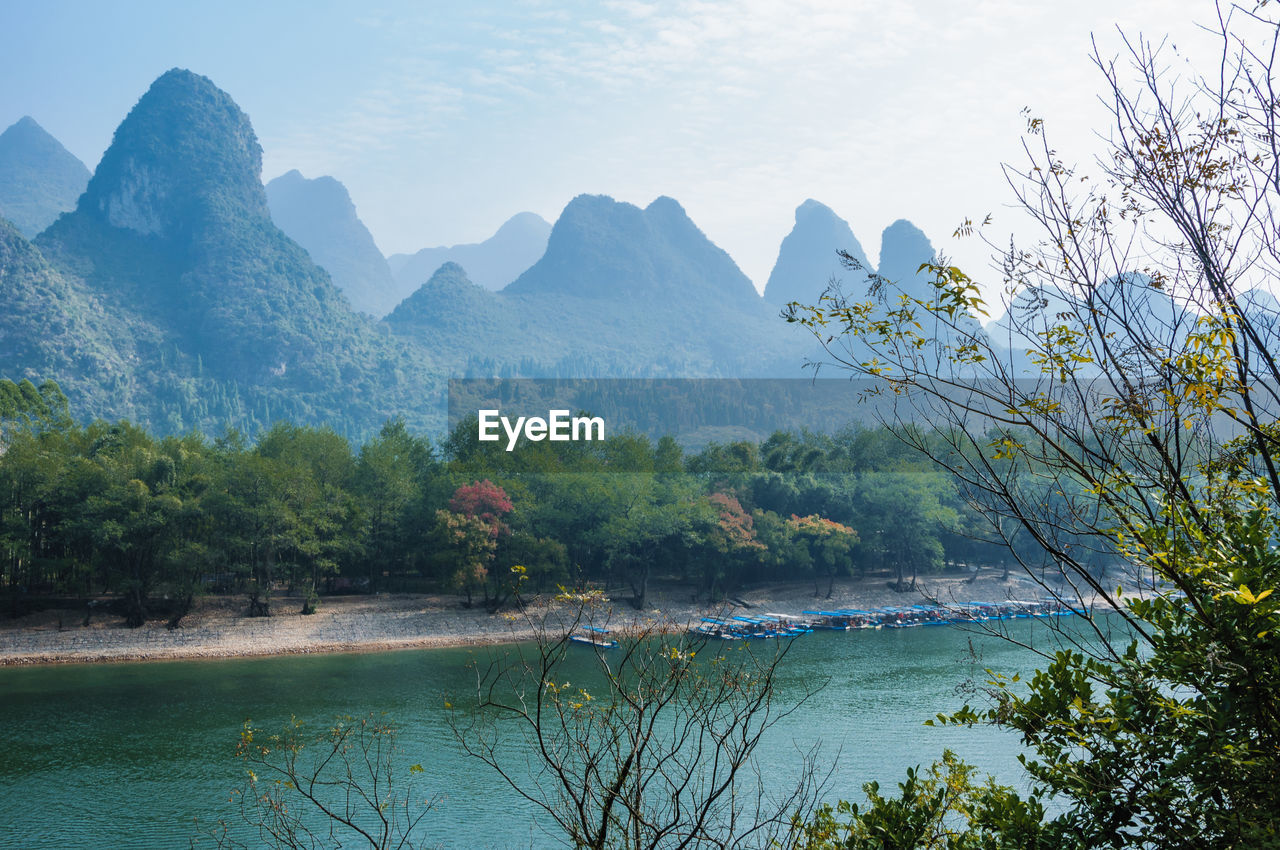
[0,378,1099,627]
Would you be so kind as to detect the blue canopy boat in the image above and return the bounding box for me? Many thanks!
[568,625,619,649]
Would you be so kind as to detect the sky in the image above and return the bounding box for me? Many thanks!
[1,0,1219,295]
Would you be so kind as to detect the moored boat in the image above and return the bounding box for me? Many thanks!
[569,625,619,649]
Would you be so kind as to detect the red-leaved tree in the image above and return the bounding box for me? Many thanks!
[448,480,513,536]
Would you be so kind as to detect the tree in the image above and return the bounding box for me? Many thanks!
[84,422,187,627]
[600,474,704,609]
[794,751,1050,850]
[849,473,956,593]
[785,513,858,598]
[447,478,514,528]
[495,530,570,595]
[450,602,827,849]
[432,508,497,608]
[698,491,767,598]
[255,423,361,613]
[206,714,433,850]
[355,419,433,589]
[433,480,515,608]
[0,378,71,439]
[786,6,1280,846]
[208,450,293,617]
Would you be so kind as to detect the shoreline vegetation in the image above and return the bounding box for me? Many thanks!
[0,572,1074,666]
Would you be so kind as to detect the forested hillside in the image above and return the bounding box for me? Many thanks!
[20,70,440,439]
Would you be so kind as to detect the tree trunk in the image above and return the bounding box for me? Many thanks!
[630,564,649,610]
[125,586,147,628]
[248,584,271,617]
[301,581,318,615]
[167,592,193,629]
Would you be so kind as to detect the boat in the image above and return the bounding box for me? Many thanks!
[763,613,814,635]
[691,618,746,640]
[568,626,619,649]
[686,596,1081,642]
[801,610,853,630]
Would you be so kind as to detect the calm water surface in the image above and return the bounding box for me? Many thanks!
[0,618,1106,848]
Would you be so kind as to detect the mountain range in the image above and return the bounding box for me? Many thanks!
[0,69,950,438]
[388,211,551,300]
[387,194,802,378]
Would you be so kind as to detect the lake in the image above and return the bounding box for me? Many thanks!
[0,616,1115,848]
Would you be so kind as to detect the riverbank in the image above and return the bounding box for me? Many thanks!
[0,572,1081,665]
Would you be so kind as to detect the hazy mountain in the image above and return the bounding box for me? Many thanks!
[388,211,550,300]
[1238,288,1280,359]
[385,262,533,359]
[986,274,1197,376]
[32,68,436,436]
[763,199,871,307]
[0,117,91,238]
[387,194,801,377]
[506,194,759,307]
[1240,288,1280,327]
[875,219,936,298]
[265,169,396,317]
[2,71,980,435]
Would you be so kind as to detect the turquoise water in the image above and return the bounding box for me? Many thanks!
[0,618,1101,848]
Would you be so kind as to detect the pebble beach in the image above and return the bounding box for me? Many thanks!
[0,573,1084,666]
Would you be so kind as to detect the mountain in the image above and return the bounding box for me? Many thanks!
[986,273,1197,377]
[1240,288,1280,329]
[506,195,759,306]
[385,262,531,357]
[387,194,801,377]
[875,219,936,298]
[763,199,872,307]
[2,71,982,435]
[30,68,436,437]
[0,218,138,417]
[0,117,91,238]
[265,169,396,316]
[388,211,550,300]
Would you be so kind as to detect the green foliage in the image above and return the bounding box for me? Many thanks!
[0,391,1025,623]
[949,491,1280,848]
[786,513,858,597]
[795,752,1052,850]
[0,377,71,435]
